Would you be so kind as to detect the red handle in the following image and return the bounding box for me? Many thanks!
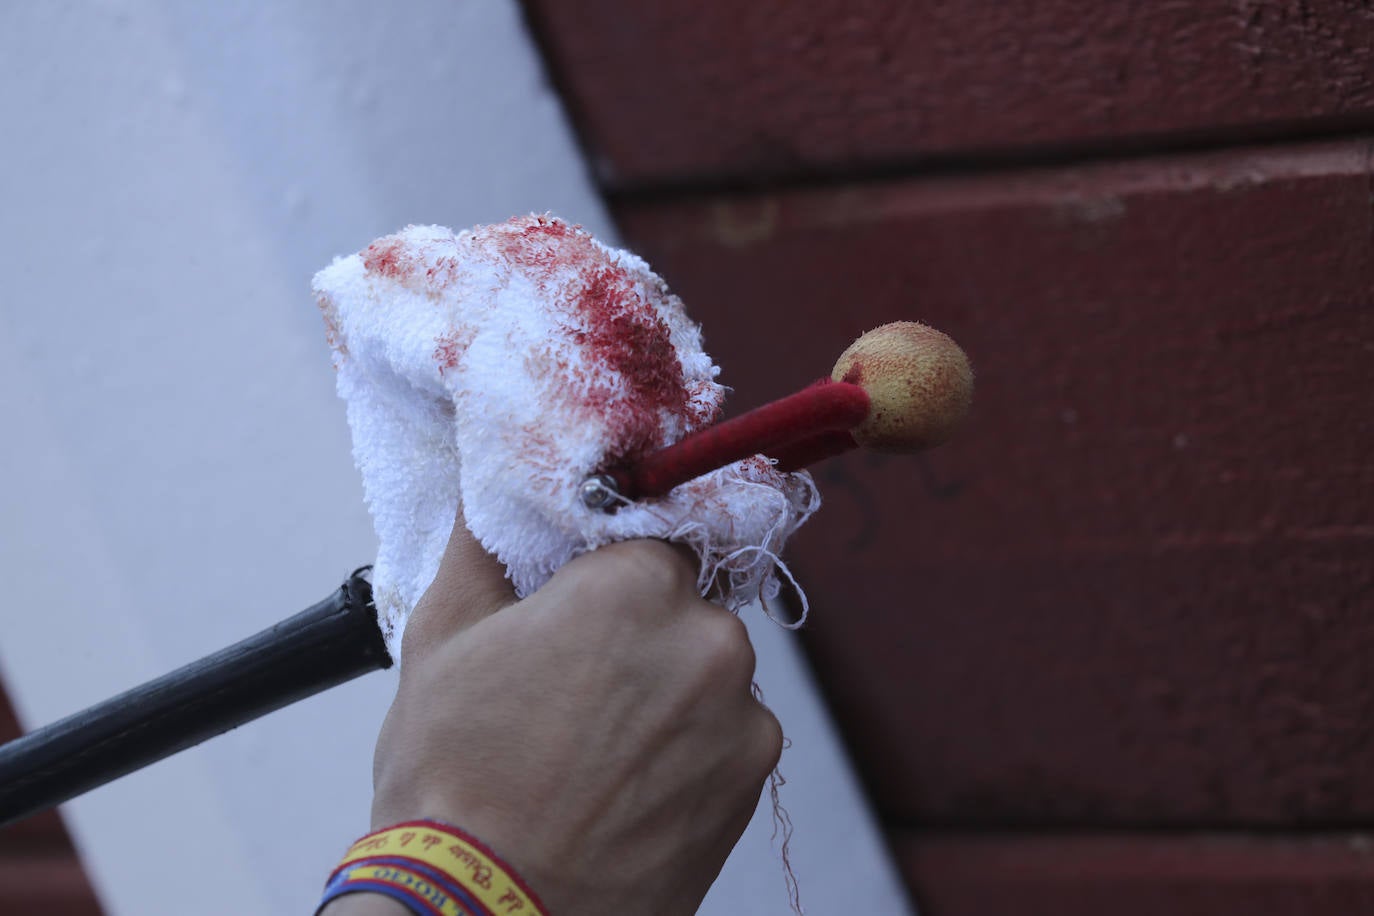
[615,379,869,499]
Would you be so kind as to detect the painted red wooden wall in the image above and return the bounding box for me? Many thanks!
[522,2,1374,912]
[0,691,104,914]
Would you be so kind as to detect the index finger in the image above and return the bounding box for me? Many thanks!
[401,505,516,659]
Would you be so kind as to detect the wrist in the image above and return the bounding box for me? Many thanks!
[318,820,549,916]
[370,792,563,910]
[319,894,413,915]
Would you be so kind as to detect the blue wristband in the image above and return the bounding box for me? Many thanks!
[316,860,480,915]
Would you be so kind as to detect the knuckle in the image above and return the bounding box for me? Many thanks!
[603,540,696,598]
[696,612,756,684]
[750,706,786,772]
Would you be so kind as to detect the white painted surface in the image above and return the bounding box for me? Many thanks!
[0,2,912,913]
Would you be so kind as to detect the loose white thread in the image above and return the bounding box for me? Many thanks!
[753,681,803,915]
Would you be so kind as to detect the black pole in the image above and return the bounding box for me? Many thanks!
[0,569,391,827]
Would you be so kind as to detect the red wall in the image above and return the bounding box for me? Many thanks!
[0,692,104,914]
[523,2,1374,911]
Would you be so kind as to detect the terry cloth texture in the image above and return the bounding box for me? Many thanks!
[314,216,818,657]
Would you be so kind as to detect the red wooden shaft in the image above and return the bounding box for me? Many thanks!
[771,428,860,472]
[620,379,869,499]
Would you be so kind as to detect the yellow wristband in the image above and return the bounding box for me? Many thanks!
[323,861,480,915]
[329,820,548,916]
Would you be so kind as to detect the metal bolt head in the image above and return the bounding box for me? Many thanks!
[579,475,620,510]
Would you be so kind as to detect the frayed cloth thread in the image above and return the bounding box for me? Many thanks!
[753,681,804,916]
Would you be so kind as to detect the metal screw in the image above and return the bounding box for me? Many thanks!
[579,475,621,511]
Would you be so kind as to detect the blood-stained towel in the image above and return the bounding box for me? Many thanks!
[314,216,816,656]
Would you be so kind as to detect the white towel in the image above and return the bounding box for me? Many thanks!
[314,216,818,657]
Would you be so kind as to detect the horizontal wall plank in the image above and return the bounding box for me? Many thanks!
[0,691,102,911]
[0,692,78,852]
[0,858,104,916]
[613,139,1374,825]
[896,833,1374,915]
[526,0,1374,188]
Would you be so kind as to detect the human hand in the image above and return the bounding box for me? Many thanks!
[331,510,783,915]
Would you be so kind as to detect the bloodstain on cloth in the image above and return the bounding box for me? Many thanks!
[480,216,700,462]
[314,216,818,657]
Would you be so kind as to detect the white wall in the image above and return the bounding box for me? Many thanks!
[0,3,911,913]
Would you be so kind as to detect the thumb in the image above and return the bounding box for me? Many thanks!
[401,504,516,659]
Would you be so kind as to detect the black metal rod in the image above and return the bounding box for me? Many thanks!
[0,569,391,827]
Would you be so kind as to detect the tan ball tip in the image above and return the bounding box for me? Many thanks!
[831,321,973,452]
